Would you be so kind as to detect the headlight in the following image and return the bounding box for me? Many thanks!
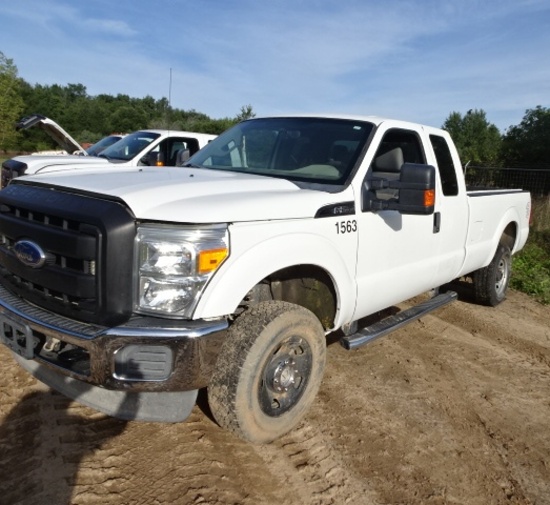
[134,224,229,318]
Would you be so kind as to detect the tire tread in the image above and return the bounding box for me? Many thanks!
[208,301,325,443]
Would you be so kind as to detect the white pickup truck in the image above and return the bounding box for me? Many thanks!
[1,126,216,188]
[0,115,530,443]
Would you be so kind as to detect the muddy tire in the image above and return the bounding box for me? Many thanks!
[208,301,327,444]
[473,243,512,306]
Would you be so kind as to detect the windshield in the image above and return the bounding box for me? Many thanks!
[99,131,160,161]
[86,135,123,156]
[187,117,374,186]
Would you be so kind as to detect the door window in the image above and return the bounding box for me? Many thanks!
[429,135,459,196]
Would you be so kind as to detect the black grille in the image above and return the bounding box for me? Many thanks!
[0,183,136,326]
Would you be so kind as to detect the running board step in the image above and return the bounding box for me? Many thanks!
[340,291,458,350]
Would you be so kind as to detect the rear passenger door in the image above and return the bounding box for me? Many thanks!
[427,132,468,282]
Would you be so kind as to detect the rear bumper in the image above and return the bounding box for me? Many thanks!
[0,284,228,395]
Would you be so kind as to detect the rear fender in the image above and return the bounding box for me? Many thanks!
[469,206,523,272]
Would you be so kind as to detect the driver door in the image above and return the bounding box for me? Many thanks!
[353,126,443,320]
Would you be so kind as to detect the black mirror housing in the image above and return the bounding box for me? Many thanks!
[142,152,165,167]
[363,163,436,215]
[396,163,436,214]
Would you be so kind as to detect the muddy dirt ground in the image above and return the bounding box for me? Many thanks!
[1,287,549,505]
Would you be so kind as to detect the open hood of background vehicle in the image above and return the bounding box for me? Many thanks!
[16,114,86,155]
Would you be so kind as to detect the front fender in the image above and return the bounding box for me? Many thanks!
[194,225,357,329]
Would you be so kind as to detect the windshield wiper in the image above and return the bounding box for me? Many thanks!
[183,163,203,168]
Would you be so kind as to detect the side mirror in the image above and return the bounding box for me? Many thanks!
[363,163,436,215]
[142,152,165,166]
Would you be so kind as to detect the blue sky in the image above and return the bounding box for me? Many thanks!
[1,0,549,133]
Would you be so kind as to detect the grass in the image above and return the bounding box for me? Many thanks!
[510,197,550,304]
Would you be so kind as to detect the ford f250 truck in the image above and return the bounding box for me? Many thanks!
[1,127,217,188]
[0,115,530,443]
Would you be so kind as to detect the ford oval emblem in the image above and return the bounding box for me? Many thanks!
[14,240,47,268]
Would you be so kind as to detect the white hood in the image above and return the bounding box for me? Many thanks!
[16,114,84,155]
[10,154,109,174]
[21,166,338,222]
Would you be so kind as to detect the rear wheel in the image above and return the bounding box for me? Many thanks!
[473,243,512,306]
[208,301,326,444]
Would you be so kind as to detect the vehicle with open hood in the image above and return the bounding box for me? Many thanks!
[15,113,123,156]
[1,121,216,187]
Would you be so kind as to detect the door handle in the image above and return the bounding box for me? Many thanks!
[433,212,441,233]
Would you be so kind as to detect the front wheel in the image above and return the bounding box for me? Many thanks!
[208,301,327,444]
[473,243,512,306]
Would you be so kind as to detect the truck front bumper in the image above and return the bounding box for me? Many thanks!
[0,284,228,422]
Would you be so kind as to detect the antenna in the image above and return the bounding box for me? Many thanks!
[164,67,172,130]
[168,67,172,107]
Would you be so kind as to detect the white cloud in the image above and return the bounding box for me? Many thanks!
[82,18,137,37]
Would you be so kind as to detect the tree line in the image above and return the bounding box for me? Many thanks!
[442,107,550,169]
[1,50,549,169]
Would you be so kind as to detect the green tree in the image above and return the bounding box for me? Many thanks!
[235,104,256,122]
[0,52,24,151]
[110,105,148,132]
[501,106,550,167]
[442,109,502,166]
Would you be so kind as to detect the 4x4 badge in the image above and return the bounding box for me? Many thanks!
[13,240,46,268]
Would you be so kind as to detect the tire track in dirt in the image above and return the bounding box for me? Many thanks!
[0,378,128,505]
[0,348,293,505]
[304,294,549,505]
[254,420,381,505]
[0,390,46,504]
[410,297,550,504]
[63,408,300,505]
[1,290,549,505]
[388,322,534,504]
[315,342,497,504]
[440,297,550,369]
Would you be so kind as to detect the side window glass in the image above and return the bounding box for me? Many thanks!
[367,128,425,201]
[372,129,426,168]
[430,135,459,196]
[164,138,193,166]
